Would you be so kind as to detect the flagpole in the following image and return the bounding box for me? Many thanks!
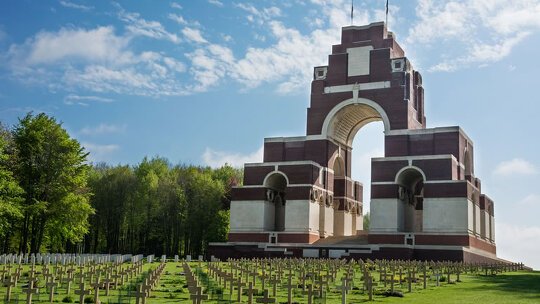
[385,0,389,27]
[351,0,354,25]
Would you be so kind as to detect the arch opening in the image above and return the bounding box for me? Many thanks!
[321,100,389,237]
[322,98,390,147]
[396,168,425,233]
[264,172,287,232]
[351,121,385,232]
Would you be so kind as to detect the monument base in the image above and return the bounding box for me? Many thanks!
[208,241,503,263]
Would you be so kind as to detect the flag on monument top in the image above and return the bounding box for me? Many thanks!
[386,0,389,25]
[351,0,354,25]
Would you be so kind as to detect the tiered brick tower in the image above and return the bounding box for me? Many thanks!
[210,22,498,262]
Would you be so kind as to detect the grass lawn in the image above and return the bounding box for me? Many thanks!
[1,262,538,303]
[367,271,540,304]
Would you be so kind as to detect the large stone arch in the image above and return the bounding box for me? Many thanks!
[321,97,391,147]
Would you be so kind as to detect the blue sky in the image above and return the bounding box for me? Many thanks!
[1,0,540,268]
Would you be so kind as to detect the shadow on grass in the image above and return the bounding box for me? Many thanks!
[472,272,540,299]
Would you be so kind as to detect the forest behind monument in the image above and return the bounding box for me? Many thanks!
[0,112,241,257]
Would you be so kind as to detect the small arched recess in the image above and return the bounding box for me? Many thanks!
[263,172,288,232]
[396,167,425,233]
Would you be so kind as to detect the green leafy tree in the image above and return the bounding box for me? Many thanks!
[2,112,239,255]
[155,167,186,256]
[184,169,225,256]
[12,113,93,253]
[211,164,243,209]
[85,161,238,256]
[86,164,136,253]
[0,123,24,251]
[133,157,168,254]
[207,209,230,243]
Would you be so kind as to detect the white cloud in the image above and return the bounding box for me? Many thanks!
[182,27,207,44]
[59,0,93,11]
[183,0,378,93]
[13,26,130,65]
[477,0,540,35]
[372,4,400,30]
[80,123,126,135]
[202,146,263,168]
[429,32,530,72]
[10,0,502,95]
[62,64,187,96]
[235,3,282,24]
[496,222,540,270]
[305,17,325,28]
[6,25,190,97]
[493,158,537,176]
[117,7,181,44]
[429,62,458,73]
[162,56,187,73]
[253,33,266,42]
[168,13,188,25]
[407,0,540,72]
[407,1,471,45]
[185,43,236,92]
[208,44,235,63]
[82,142,120,162]
[4,1,397,96]
[468,32,530,63]
[208,0,224,7]
[64,94,114,106]
[186,51,225,92]
[61,55,188,96]
[170,2,182,10]
[229,19,341,92]
[221,34,233,42]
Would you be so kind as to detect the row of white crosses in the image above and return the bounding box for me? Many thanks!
[1,258,146,304]
[183,262,211,304]
[201,258,524,303]
[0,254,160,303]
[1,254,525,303]
[470,262,524,274]
[133,261,165,304]
[209,262,261,303]
[0,253,136,266]
[207,258,332,304]
[73,260,146,304]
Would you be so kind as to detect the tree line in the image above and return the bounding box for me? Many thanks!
[0,113,241,257]
[86,159,240,256]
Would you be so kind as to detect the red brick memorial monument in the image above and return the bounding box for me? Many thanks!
[209,22,498,262]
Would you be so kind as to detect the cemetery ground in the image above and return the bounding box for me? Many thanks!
[0,258,538,304]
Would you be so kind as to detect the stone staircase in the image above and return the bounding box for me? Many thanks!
[313,233,369,245]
